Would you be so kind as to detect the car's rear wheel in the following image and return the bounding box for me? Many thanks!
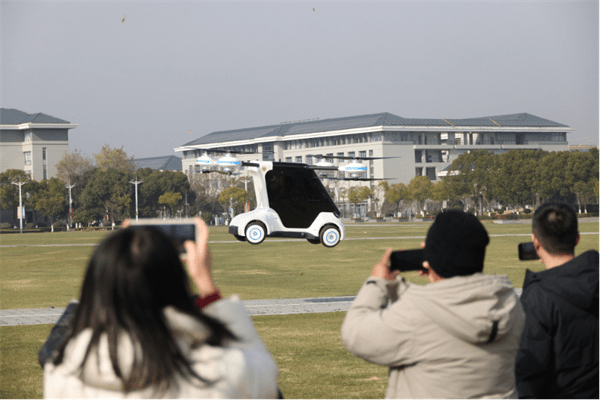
[320,225,340,248]
[245,222,266,245]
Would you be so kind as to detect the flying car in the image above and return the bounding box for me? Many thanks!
[227,161,344,247]
[194,150,395,247]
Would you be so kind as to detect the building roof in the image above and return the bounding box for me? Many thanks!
[134,155,182,171]
[179,112,569,148]
[0,108,71,124]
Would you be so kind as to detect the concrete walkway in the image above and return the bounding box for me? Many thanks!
[0,290,523,327]
[0,296,357,327]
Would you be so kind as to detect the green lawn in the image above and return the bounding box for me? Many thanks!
[0,221,598,398]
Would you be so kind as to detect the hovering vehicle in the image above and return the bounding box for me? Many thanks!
[195,150,394,247]
[228,161,344,247]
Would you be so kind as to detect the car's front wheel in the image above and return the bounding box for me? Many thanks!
[320,225,341,248]
[245,222,266,245]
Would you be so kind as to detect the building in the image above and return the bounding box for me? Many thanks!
[175,112,571,188]
[134,155,182,172]
[0,108,78,181]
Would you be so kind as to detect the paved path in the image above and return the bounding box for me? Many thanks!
[0,296,357,327]
[0,290,523,327]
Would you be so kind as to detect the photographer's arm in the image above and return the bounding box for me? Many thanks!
[185,218,280,398]
[341,249,414,367]
[184,217,220,305]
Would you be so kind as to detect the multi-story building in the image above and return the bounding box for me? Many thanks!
[175,112,571,188]
[0,108,78,181]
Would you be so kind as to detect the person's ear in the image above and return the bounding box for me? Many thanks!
[532,234,542,251]
[576,233,580,245]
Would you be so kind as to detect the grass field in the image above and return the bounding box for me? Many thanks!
[0,221,598,398]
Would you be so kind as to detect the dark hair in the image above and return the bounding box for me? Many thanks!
[424,210,489,278]
[53,226,235,394]
[532,202,578,255]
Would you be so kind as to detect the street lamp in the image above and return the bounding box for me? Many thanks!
[12,179,28,234]
[129,176,143,221]
[65,182,76,229]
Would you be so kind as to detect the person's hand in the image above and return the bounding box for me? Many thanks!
[370,248,398,281]
[184,217,219,296]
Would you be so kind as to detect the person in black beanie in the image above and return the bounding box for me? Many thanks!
[342,210,525,399]
[423,209,489,278]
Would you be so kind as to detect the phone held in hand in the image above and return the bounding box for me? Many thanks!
[518,242,539,261]
[129,218,198,253]
[390,249,426,272]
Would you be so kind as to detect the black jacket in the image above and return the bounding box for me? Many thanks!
[515,250,599,399]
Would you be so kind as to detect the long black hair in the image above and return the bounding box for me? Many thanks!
[53,226,235,394]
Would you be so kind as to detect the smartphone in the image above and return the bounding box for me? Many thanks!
[518,242,539,261]
[390,249,425,272]
[129,219,198,253]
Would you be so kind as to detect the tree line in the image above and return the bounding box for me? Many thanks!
[0,146,253,229]
[1,147,597,229]
[343,149,599,218]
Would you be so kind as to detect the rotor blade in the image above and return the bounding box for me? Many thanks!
[308,165,338,171]
[327,177,393,181]
[199,148,256,155]
[309,154,400,161]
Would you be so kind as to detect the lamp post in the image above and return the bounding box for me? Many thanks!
[129,176,143,221]
[65,182,76,229]
[12,179,28,234]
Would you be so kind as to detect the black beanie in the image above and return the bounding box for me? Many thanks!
[424,210,489,278]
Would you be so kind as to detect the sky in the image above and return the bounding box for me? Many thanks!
[2,0,599,160]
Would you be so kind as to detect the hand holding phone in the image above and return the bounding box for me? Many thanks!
[389,249,426,272]
[518,242,539,261]
[129,218,198,253]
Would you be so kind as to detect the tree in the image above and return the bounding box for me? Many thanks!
[79,169,133,225]
[55,149,93,186]
[31,178,67,232]
[137,169,192,217]
[494,150,544,209]
[158,191,183,217]
[218,186,247,218]
[430,179,452,206]
[0,169,34,224]
[445,150,499,214]
[343,186,371,218]
[95,145,136,172]
[381,182,409,216]
[407,176,433,215]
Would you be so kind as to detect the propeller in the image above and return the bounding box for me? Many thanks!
[307,154,397,181]
[195,149,259,174]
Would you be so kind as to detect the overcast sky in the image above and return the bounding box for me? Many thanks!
[3,0,598,159]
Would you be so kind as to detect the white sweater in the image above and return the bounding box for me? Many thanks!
[43,296,279,398]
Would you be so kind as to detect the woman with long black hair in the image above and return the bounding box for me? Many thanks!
[42,218,279,398]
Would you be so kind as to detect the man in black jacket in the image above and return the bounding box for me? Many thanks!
[515,202,599,398]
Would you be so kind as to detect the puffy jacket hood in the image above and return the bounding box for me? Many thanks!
[523,250,599,312]
[407,273,522,344]
[57,306,212,392]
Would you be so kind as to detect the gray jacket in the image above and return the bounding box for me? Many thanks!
[341,273,525,399]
